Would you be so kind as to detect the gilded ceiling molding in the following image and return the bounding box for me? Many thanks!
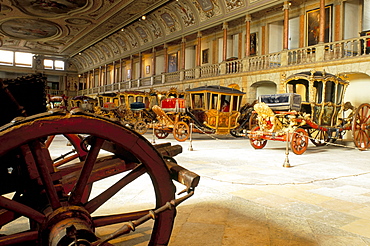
[172,0,196,28]
[153,6,181,35]
[122,27,139,49]
[144,16,164,40]
[131,22,152,45]
[81,52,93,66]
[223,0,245,12]
[98,42,113,60]
[110,34,126,54]
[192,0,222,21]
[11,0,92,18]
[85,49,98,64]
[90,46,105,62]
[104,37,121,56]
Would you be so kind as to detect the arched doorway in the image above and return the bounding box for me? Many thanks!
[251,80,277,100]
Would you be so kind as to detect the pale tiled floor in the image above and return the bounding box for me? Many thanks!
[3,133,370,245]
[152,133,370,246]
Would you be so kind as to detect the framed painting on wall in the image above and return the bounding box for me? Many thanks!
[127,69,131,79]
[202,49,209,64]
[306,5,332,46]
[250,32,257,56]
[168,53,178,73]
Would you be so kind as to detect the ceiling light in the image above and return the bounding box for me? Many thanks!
[141,15,146,20]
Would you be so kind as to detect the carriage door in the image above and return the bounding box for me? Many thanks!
[322,81,340,126]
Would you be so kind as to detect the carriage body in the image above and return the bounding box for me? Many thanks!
[151,85,245,141]
[186,85,245,135]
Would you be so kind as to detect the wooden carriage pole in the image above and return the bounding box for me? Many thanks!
[188,123,194,151]
[283,134,291,167]
[152,120,156,144]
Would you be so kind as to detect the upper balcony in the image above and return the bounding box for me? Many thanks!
[75,35,370,97]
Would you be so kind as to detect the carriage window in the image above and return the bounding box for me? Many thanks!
[296,84,307,102]
[128,96,134,104]
[149,95,159,108]
[220,95,231,112]
[145,97,150,108]
[286,84,294,93]
[136,96,143,103]
[336,84,344,104]
[209,93,218,109]
[314,81,323,103]
[325,81,335,103]
[232,95,239,111]
[120,95,126,105]
[113,98,119,106]
[192,94,204,109]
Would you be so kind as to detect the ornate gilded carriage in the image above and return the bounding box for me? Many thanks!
[151,85,245,141]
[249,70,370,154]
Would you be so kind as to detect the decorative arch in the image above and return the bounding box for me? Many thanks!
[250,80,277,99]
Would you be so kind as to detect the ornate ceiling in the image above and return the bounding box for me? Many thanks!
[0,0,308,72]
[0,0,170,57]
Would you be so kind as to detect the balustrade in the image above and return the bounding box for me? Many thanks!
[75,36,370,97]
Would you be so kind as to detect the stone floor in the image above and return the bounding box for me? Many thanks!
[146,132,370,246]
[3,132,370,245]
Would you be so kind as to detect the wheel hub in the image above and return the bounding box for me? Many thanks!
[41,206,96,246]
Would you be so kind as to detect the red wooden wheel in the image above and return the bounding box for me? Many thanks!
[154,128,169,139]
[249,126,267,149]
[352,103,370,150]
[0,112,176,245]
[290,128,309,155]
[173,121,190,142]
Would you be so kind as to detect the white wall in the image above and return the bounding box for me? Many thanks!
[288,17,300,49]
[185,46,195,68]
[269,21,283,53]
[344,73,370,106]
[344,0,360,38]
[156,55,164,74]
[218,38,223,62]
[363,0,370,31]
[256,83,277,99]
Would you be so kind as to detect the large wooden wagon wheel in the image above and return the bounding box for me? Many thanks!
[0,111,177,245]
[352,103,370,150]
[307,128,329,146]
[173,121,190,142]
[249,126,267,149]
[290,128,309,155]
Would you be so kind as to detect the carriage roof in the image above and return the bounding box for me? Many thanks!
[285,71,348,85]
[186,85,245,95]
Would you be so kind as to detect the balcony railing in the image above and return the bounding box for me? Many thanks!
[76,35,370,96]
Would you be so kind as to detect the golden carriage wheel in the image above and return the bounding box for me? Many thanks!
[249,126,267,149]
[173,121,190,142]
[307,128,329,146]
[0,111,176,246]
[290,128,309,155]
[352,103,370,150]
[134,120,148,135]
